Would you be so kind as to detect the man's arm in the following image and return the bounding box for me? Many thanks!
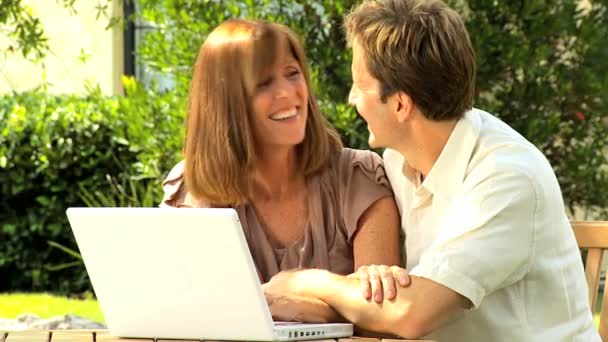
[264,269,470,338]
[265,169,538,337]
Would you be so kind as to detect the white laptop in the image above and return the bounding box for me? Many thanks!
[66,207,353,341]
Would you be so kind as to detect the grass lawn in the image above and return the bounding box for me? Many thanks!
[0,293,104,323]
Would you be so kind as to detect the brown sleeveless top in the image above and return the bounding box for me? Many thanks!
[160,148,394,282]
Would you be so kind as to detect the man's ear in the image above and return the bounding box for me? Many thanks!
[394,91,414,123]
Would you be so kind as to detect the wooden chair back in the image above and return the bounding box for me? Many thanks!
[572,220,608,340]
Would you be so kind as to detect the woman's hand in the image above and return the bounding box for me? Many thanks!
[263,272,344,323]
[347,265,411,303]
[264,292,344,323]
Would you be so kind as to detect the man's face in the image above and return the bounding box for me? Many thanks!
[348,41,395,149]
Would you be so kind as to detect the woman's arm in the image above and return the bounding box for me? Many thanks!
[352,196,402,269]
[351,196,403,301]
[264,289,346,323]
[264,196,402,324]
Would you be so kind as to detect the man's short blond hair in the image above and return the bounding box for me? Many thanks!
[345,0,476,120]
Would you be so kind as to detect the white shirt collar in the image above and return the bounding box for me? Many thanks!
[412,109,482,199]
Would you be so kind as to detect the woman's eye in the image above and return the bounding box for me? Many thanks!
[287,69,301,78]
[257,78,272,89]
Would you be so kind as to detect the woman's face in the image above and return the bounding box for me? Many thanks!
[250,46,309,151]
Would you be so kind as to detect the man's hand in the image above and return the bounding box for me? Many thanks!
[347,265,411,303]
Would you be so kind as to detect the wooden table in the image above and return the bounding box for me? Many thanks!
[0,330,434,342]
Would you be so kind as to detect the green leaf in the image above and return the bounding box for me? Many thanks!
[48,241,83,260]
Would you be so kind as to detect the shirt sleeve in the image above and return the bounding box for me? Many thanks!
[159,160,188,208]
[339,148,395,242]
[410,169,537,308]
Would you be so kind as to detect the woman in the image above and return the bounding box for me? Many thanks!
[160,19,401,320]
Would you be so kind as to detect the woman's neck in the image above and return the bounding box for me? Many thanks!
[251,146,304,201]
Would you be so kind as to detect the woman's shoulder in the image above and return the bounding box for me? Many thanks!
[160,161,209,208]
[332,147,385,173]
[160,161,186,207]
[163,160,186,185]
[315,148,393,241]
[313,147,388,190]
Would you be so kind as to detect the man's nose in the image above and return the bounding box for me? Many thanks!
[348,84,358,106]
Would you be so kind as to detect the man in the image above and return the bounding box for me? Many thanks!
[263,0,600,340]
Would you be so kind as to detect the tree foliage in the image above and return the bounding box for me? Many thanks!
[1,0,83,60]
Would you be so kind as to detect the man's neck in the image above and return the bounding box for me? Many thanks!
[396,117,458,179]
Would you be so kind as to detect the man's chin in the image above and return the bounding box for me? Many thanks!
[368,139,389,150]
[368,134,381,148]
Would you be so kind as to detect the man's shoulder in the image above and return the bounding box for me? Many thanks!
[464,143,550,198]
[470,110,553,183]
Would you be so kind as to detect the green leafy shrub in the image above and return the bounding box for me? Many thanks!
[0,80,185,293]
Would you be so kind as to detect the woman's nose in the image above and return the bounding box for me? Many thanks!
[274,77,294,99]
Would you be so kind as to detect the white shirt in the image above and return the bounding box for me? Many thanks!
[384,108,599,341]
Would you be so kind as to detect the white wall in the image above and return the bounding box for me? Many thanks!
[0,0,123,95]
